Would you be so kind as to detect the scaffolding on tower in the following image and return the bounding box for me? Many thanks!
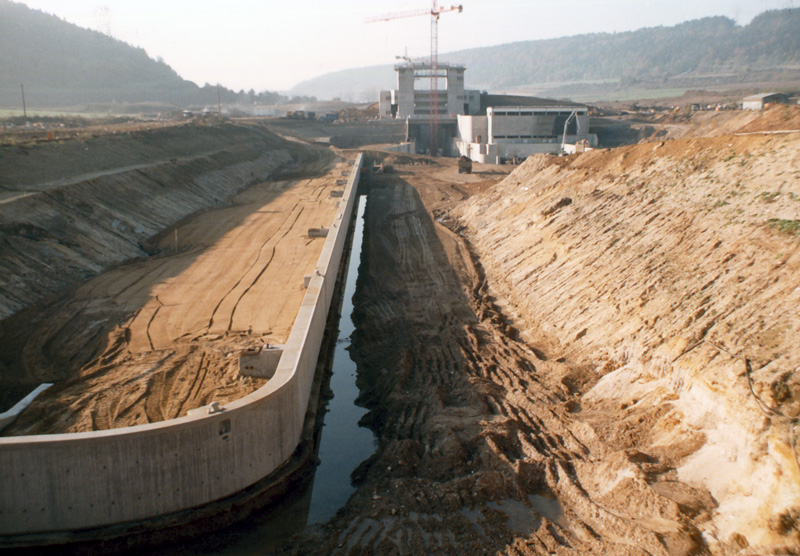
[366,2,463,156]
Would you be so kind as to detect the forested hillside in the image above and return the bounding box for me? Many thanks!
[291,8,800,99]
[0,0,313,110]
[446,10,800,88]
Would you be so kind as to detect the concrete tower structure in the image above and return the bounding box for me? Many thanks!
[378,62,596,160]
[379,61,480,155]
[379,61,479,120]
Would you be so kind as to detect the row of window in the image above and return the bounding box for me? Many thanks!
[493,110,586,117]
[493,135,558,140]
[493,137,561,144]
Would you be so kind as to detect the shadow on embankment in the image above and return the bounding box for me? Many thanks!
[292,165,602,554]
[0,133,336,417]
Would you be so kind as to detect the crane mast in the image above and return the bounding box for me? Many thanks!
[367,2,463,156]
[430,3,439,155]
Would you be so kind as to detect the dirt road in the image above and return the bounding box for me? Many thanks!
[2,141,353,435]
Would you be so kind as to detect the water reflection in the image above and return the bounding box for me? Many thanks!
[306,194,374,524]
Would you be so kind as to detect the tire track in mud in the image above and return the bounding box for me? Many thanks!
[308,178,330,201]
[143,352,190,424]
[206,201,301,331]
[146,296,163,351]
[227,205,306,331]
[176,353,209,418]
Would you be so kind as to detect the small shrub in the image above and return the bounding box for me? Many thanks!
[767,219,800,235]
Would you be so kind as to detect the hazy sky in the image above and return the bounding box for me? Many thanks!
[17,0,799,92]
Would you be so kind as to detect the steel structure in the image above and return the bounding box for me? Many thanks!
[367,2,463,155]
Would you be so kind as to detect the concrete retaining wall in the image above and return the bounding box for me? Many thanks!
[381,142,416,154]
[0,154,364,538]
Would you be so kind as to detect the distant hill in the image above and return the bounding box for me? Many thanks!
[290,8,800,101]
[0,0,312,111]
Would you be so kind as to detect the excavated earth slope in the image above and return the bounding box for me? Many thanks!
[452,132,800,552]
[0,123,348,432]
[0,123,292,321]
[1,113,798,554]
[281,156,705,556]
[283,128,797,554]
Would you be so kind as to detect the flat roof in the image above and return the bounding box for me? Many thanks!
[394,61,466,71]
[489,106,587,112]
[479,93,586,115]
[743,92,784,101]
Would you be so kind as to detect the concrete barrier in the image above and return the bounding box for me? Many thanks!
[381,142,416,154]
[0,384,53,433]
[0,154,364,539]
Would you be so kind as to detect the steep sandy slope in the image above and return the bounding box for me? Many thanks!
[453,132,800,551]
[283,157,712,556]
[0,125,348,433]
[0,123,293,321]
[640,104,800,143]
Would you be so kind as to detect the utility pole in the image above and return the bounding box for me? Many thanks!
[217,84,222,118]
[20,84,27,119]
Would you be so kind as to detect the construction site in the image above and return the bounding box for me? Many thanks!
[2,1,800,554]
[0,95,798,554]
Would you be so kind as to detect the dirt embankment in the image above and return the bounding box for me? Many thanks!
[284,123,797,554]
[0,123,349,432]
[0,123,294,322]
[596,104,800,146]
[658,104,800,141]
[282,156,699,556]
[263,118,407,149]
[2,109,797,552]
[452,132,800,551]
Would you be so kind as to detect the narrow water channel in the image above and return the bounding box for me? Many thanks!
[306,193,375,524]
[147,194,374,555]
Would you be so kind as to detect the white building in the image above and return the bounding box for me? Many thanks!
[456,101,597,163]
[742,92,789,110]
[378,62,596,160]
[378,61,480,155]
